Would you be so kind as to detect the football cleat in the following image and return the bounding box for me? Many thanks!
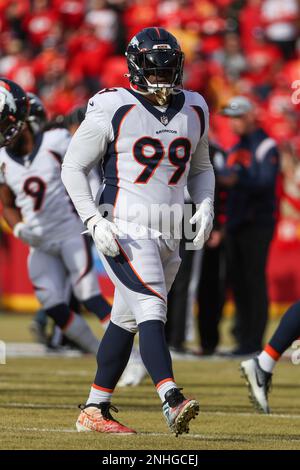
[76,403,136,434]
[162,388,199,437]
[240,357,272,414]
[117,347,147,387]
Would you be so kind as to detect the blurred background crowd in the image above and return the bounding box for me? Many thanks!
[1,0,300,356]
[0,0,299,145]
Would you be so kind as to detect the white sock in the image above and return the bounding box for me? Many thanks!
[258,351,277,373]
[156,379,177,402]
[86,384,112,405]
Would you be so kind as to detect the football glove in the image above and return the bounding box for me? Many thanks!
[87,212,122,257]
[13,222,43,247]
[189,197,214,250]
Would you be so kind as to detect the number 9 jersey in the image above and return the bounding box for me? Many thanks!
[62,87,214,239]
[0,128,84,244]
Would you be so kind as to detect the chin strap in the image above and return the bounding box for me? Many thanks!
[129,83,182,105]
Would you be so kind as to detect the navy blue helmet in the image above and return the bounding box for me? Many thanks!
[126,27,184,92]
[0,78,28,147]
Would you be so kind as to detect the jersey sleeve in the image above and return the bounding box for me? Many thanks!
[61,95,112,223]
[187,95,215,204]
[47,128,72,160]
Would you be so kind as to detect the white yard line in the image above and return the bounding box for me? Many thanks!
[0,427,77,433]
[2,403,300,420]
[3,342,295,360]
[0,428,300,444]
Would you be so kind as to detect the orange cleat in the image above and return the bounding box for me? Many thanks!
[76,403,137,434]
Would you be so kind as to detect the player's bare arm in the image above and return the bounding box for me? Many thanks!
[0,181,42,246]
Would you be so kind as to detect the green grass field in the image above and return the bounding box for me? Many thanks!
[1,313,300,450]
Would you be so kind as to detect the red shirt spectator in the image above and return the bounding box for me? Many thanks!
[239,0,264,53]
[23,0,58,48]
[33,47,66,82]
[243,41,283,87]
[123,0,159,41]
[53,0,84,29]
[67,26,113,81]
[7,57,36,92]
[99,56,128,89]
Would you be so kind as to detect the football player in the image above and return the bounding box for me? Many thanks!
[25,99,109,350]
[240,302,300,414]
[62,27,215,435]
[0,79,111,354]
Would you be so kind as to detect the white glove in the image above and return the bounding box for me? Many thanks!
[13,222,43,247]
[87,212,122,257]
[189,197,214,250]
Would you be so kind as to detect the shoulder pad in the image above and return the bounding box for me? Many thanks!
[183,90,209,112]
[87,88,132,118]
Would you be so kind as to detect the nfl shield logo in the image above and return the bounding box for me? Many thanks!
[160,115,169,125]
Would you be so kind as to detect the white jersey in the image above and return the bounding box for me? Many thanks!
[0,128,84,243]
[62,87,215,239]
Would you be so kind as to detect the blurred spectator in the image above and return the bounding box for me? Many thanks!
[212,32,247,80]
[85,0,119,42]
[166,202,195,353]
[4,0,29,41]
[243,32,283,100]
[166,142,227,354]
[123,0,158,41]
[53,0,85,29]
[197,142,227,355]
[219,96,280,356]
[260,0,299,59]
[278,141,300,219]
[23,0,59,51]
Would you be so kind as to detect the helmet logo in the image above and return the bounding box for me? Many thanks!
[0,80,10,91]
[160,115,169,125]
[0,93,6,113]
[0,88,17,115]
[129,36,139,49]
[153,44,171,49]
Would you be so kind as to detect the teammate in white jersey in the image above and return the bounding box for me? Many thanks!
[62,27,215,435]
[0,79,111,354]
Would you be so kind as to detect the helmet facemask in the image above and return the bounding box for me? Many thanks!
[127,48,184,105]
[0,79,29,148]
[0,116,25,147]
